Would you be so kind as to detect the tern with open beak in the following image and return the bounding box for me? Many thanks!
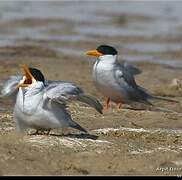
[3,65,103,134]
[86,45,178,110]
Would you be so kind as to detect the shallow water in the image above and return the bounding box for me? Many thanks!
[122,54,182,68]
[0,1,182,67]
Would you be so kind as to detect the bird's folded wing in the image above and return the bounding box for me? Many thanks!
[123,62,142,75]
[115,65,138,90]
[118,61,142,76]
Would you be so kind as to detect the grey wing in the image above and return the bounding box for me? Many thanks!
[44,81,88,133]
[45,81,84,103]
[0,75,22,97]
[116,63,138,89]
[120,61,142,75]
[45,80,72,87]
[118,62,150,94]
[45,81,103,114]
[115,64,151,104]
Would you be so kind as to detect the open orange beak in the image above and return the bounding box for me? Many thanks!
[86,50,103,57]
[17,64,34,88]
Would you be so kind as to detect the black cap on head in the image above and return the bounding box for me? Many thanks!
[29,67,45,84]
[96,45,118,55]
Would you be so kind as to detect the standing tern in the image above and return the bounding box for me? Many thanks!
[86,44,178,110]
[1,65,103,134]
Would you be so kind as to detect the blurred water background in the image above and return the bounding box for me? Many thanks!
[0,1,182,67]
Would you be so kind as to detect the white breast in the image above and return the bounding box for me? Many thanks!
[16,87,44,115]
[92,56,124,102]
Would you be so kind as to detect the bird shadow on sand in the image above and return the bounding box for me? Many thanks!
[29,131,99,140]
[121,104,177,113]
[50,133,99,140]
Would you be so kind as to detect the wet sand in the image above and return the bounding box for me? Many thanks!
[0,1,182,176]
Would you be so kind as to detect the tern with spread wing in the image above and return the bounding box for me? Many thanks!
[1,65,103,134]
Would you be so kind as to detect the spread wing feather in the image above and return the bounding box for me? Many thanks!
[45,81,103,114]
[0,75,22,98]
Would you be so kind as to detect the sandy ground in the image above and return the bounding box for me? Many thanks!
[0,45,181,176]
[0,2,182,176]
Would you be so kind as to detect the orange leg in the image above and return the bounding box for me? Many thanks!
[104,97,110,111]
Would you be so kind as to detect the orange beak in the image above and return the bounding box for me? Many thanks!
[86,50,103,57]
[17,64,34,88]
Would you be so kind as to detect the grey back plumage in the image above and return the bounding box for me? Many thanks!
[121,61,142,75]
[115,61,177,105]
[115,61,152,104]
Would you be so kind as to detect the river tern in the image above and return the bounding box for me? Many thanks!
[1,65,103,134]
[86,44,177,110]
